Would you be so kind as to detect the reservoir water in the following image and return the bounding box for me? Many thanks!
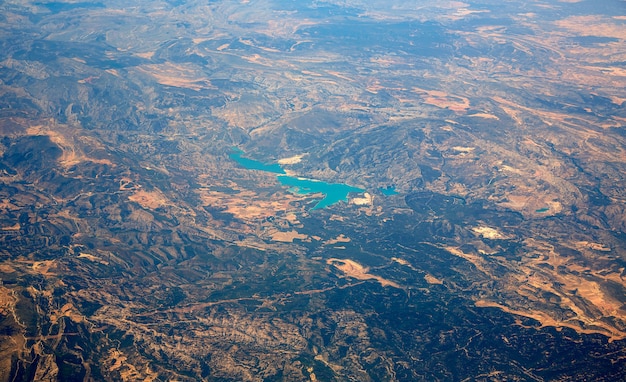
[379,186,399,196]
[229,148,286,174]
[230,149,364,210]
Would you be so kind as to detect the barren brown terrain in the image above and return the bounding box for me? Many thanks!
[0,0,625,381]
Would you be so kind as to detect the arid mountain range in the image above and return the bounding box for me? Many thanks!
[1,0,625,380]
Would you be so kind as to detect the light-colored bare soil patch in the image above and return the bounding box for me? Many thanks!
[255,19,319,39]
[78,252,109,264]
[327,258,400,288]
[468,113,499,120]
[198,188,306,222]
[26,124,113,168]
[574,241,611,252]
[134,51,155,59]
[582,65,626,77]
[472,226,505,239]
[49,302,86,324]
[100,347,159,381]
[0,199,20,211]
[495,189,563,217]
[1,223,20,231]
[467,237,626,341]
[413,87,470,112]
[391,257,418,272]
[135,63,214,91]
[391,257,410,266]
[476,300,625,342]
[424,274,443,285]
[351,192,373,206]
[447,8,489,21]
[31,261,57,276]
[278,154,305,165]
[0,286,16,315]
[128,190,169,209]
[443,246,490,274]
[0,264,16,274]
[452,146,475,153]
[285,213,300,225]
[270,230,308,243]
[324,234,351,245]
[555,15,626,39]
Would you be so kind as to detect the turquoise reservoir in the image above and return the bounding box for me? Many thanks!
[278,176,364,210]
[229,148,286,174]
[379,186,399,196]
[230,148,364,210]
